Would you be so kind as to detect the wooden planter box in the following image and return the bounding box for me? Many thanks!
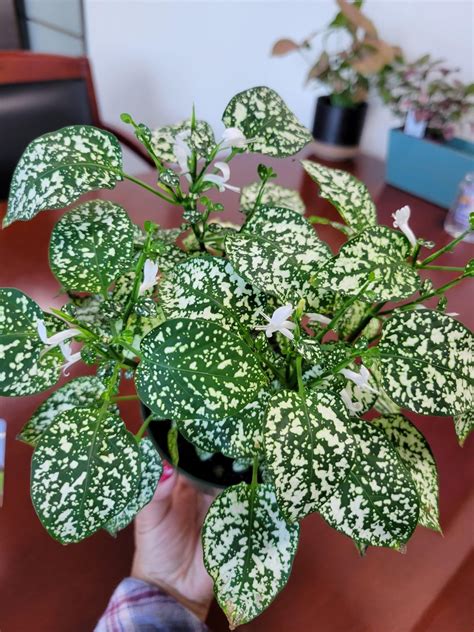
[386,129,474,209]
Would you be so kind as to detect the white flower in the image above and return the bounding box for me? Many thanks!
[36,319,80,348]
[392,205,417,248]
[59,342,82,376]
[255,304,296,340]
[139,259,159,296]
[173,131,192,180]
[220,127,249,149]
[306,312,331,326]
[203,162,240,193]
[340,388,363,416]
[340,364,377,394]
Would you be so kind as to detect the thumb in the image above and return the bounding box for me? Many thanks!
[135,462,177,532]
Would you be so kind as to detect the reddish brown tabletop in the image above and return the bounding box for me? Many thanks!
[0,147,473,632]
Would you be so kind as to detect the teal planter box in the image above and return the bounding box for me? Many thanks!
[386,129,474,209]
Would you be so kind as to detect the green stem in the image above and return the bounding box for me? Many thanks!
[244,176,269,225]
[416,264,465,272]
[99,363,121,417]
[295,355,305,397]
[122,173,178,205]
[411,242,422,267]
[308,215,352,237]
[315,279,372,342]
[307,349,361,390]
[135,413,154,441]
[251,455,259,488]
[119,340,142,360]
[419,228,471,266]
[112,394,139,402]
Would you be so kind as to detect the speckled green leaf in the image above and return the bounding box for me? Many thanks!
[334,298,380,339]
[302,160,377,232]
[379,310,474,416]
[105,437,162,535]
[315,227,420,301]
[264,390,356,522]
[240,182,305,215]
[18,376,105,446]
[31,407,140,544]
[160,256,267,335]
[372,414,440,532]
[454,408,474,446]
[318,417,419,548]
[0,288,61,396]
[202,482,299,628]
[135,318,268,421]
[369,360,401,416]
[178,389,270,459]
[222,86,312,157]
[4,126,123,227]
[150,119,215,161]
[49,201,134,293]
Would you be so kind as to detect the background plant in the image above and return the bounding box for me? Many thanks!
[378,54,474,140]
[1,85,473,628]
[271,0,400,107]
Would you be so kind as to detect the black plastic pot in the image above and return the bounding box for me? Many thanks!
[312,95,368,160]
[144,407,254,491]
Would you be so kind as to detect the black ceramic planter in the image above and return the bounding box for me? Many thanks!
[144,407,254,491]
[312,95,368,161]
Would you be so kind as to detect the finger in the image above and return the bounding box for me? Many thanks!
[135,468,178,532]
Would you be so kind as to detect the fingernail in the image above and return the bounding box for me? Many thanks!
[160,461,174,482]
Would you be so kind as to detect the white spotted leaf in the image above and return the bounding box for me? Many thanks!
[240,182,305,215]
[0,288,61,396]
[372,414,440,532]
[31,407,140,544]
[315,226,420,301]
[150,119,215,161]
[178,388,270,459]
[379,310,474,416]
[222,86,312,157]
[454,408,474,446]
[49,201,134,293]
[104,437,162,535]
[135,318,268,421]
[264,390,356,522]
[318,417,419,548]
[4,125,123,227]
[302,160,377,232]
[18,376,105,446]
[202,482,299,628]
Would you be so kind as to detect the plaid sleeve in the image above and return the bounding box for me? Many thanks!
[94,577,210,632]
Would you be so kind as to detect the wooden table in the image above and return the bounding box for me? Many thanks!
[0,147,473,632]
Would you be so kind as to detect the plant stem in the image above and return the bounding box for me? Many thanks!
[119,340,142,360]
[251,454,259,488]
[122,173,178,205]
[135,413,154,441]
[308,215,352,237]
[419,228,471,266]
[315,279,372,342]
[295,355,305,397]
[417,264,465,272]
[244,176,269,225]
[112,394,139,402]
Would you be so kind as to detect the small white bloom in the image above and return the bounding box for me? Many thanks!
[139,259,159,296]
[203,161,240,193]
[36,319,80,348]
[255,304,296,340]
[392,205,417,248]
[340,364,377,394]
[220,127,249,149]
[306,312,331,326]
[340,388,363,416]
[59,342,82,376]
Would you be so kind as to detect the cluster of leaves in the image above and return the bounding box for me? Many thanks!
[1,85,473,628]
[378,54,474,140]
[271,0,400,107]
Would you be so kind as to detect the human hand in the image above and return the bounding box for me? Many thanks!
[131,464,215,621]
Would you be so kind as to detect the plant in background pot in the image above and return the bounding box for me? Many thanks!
[272,0,400,160]
[1,86,474,629]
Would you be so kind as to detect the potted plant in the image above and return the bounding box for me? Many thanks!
[272,0,400,160]
[1,86,473,629]
[378,55,474,208]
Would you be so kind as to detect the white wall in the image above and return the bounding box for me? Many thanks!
[84,0,473,168]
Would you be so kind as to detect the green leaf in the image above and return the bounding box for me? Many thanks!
[178,388,270,459]
[135,318,268,420]
[240,182,305,215]
[372,414,440,532]
[49,201,134,293]
[318,417,419,548]
[301,160,377,232]
[264,390,356,522]
[379,310,474,416]
[202,482,299,628]
[160,256,267,334]
[4,126,123,227]
[104,437,162,535]
[315,227,420,301]
[150,119,215,161]
[18,376,106,446]
[454,408,473,446]
[31,407,140,543]
[368,359,401,415]
[334,298,380,339]
[222,86,312,157]
[0,288,61,396]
